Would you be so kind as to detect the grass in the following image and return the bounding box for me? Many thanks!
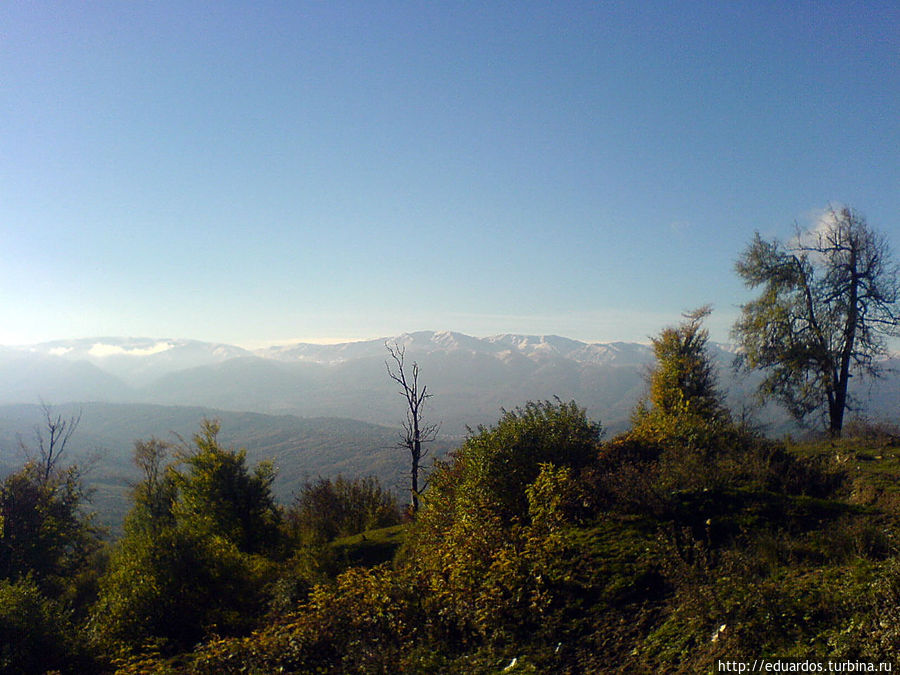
[329,524,407,568]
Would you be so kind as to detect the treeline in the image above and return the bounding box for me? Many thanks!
[3,307,900,673]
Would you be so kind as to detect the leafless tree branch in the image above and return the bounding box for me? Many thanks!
[385,341,439,512]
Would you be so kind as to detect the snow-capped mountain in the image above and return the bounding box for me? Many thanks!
[257,330,657,367]
[0,331,655,431]
[0,331,894,434]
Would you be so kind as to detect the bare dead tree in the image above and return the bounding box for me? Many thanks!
[19,402,82,484]
[385,342,438,513]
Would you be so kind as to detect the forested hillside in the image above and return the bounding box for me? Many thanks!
[0,403,456,535]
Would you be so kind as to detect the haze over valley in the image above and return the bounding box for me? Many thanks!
[0,328,671,528]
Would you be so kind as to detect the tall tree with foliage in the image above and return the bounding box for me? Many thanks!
[733,206,900,436]
[0,407,101,672]
[174,419,280,555]
[0,462,95,588]
[128,437,177,534]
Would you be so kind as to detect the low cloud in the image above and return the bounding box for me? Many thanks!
[89,342,174,358]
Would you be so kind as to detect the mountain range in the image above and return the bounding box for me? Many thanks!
[0,331,662,433]
[2,330,897,435]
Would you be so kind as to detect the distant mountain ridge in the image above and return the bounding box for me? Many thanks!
[18,337,254,386]
[14,331,654,373]
[255,331,658,368]
[1,331,895,435]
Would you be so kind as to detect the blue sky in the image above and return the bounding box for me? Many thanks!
[2,1,897,347]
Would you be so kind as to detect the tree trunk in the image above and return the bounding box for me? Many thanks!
[830,243,860,438]
[828,397,845,438]
[411,439,420,513]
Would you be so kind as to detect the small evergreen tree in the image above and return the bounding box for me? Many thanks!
[633,306,729,445]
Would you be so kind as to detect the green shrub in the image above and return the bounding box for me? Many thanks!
[0,576,92,674]
[90,524,275,656]
[288,475,401,544]
[435,399,600,523]
[189,565,422,674]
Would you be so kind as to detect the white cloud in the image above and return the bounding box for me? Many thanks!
[48,346,73,356]
[792,203,848,249]
[88,342,174,358]
[239,336,374,349]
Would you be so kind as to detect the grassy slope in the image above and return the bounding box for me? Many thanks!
[330,525,407,568]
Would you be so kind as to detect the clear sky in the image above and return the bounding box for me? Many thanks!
[2,1,898,347]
